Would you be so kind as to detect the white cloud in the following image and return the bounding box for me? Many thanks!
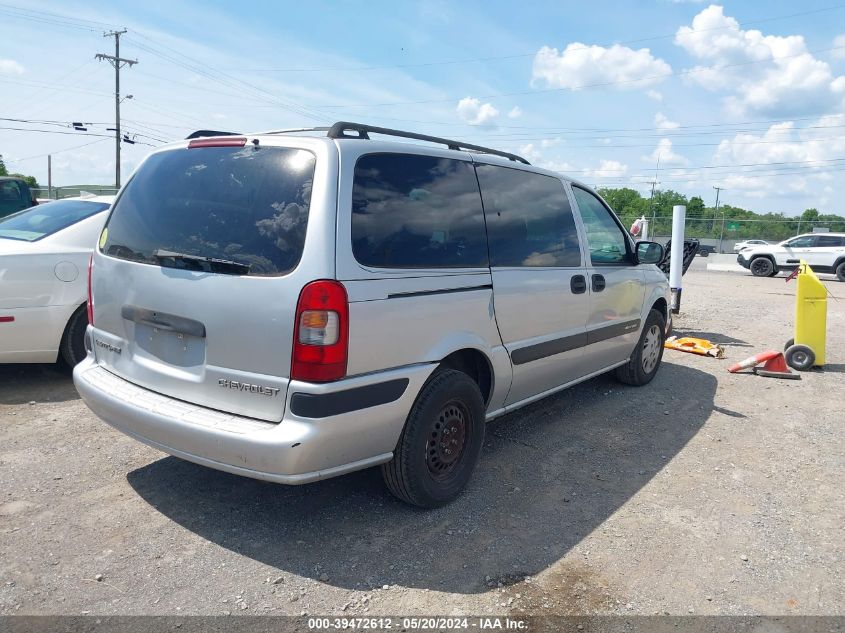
[646,89,663,102]
[675,5,845,116]
[643,138,688,166]
[711,114,845,196]
[654,112,680,130]
[507,106,523,119]
[833,34,845,61]
[0,58,25,75]
[456,97,500,125]
[531,43,671,90]
[584,160,628,178]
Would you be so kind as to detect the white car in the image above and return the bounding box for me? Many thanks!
[733,239,770,253]
[737,232,845,280]
[0,196,114,365]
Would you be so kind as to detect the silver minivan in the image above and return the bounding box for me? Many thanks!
[74,123,670,507]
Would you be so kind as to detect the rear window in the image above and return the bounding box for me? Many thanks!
[352,153,487,268]
[0,199,109,242]
[101,145,316,276]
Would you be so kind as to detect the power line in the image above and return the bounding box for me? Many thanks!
[6,138,111,162]
[313,44,845,108]
[218,4,845,72]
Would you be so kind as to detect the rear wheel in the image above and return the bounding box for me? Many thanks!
[615,309,666,386]
[836,261,845,282]
[750,257,774,277]
[382,369,485,508]
[59,306,88,367]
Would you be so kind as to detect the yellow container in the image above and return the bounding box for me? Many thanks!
[794,261,827,367]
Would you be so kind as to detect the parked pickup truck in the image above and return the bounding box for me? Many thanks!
[0,177,38,218]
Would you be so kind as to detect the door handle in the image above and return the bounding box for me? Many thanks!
[592,274,606,292]
[570,275,587,294]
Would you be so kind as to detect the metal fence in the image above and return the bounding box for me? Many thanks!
[33,186,119,200]
[636,216,845,254]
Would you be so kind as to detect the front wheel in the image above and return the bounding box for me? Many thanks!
[382,369,485,508]
[615,309,666,386]
[750,257,774,277]
[836,261,845,282]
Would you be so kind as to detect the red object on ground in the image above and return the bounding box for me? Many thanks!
[753,352,800,380]
[727,350,780,373]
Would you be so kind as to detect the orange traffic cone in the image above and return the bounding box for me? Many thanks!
[753,352,800,380]
[727,350,781,373]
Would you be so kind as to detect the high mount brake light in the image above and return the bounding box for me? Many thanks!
[187,137,247,148]
[291,280,349,382]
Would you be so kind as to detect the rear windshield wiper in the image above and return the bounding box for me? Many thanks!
[152,249,251,275]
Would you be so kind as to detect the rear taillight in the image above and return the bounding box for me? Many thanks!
[291,280,348,382]
[86,254,94,325]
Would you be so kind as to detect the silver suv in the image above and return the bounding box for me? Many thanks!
[74,123,670,507]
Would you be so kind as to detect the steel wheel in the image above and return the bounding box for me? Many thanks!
[641,324,662,374]
[426,401,468,480]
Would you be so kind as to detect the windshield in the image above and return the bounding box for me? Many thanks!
[0,199,110,242]
[101,145,316,277]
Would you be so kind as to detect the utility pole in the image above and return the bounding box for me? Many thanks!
[96,29,137,189]
[47,155,52,199]
[649,153,660,235]
[714,186,724,254]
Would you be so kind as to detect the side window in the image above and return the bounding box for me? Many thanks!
[475,164,581,267]
[0,181,23,202]
[351,153,487,268]
[572,186,632,265]
[786,236,816,248]
[816,235,843,247]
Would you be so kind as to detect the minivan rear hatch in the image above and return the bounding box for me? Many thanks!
[92,139,323,422]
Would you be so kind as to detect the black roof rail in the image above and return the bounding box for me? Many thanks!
[326,121,530,165]
[185,130,242,140]
[261,127,330,135]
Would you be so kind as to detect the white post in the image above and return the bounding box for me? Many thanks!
[669,205,686,314]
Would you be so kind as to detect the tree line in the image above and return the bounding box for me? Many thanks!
[0,155,39,189]
[597,187,845,241]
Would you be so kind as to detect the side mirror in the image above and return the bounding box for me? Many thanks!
[636,241,664,265]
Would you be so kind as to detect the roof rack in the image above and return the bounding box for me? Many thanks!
[185,122,530,165]
[326,121,529,164]
[261,127,330,135]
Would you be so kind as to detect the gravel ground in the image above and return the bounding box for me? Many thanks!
[1,265,843,617]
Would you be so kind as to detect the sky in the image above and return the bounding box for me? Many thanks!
[1,0,844,216]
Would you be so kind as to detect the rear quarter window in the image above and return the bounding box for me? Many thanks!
[351,153,488,269]
[101,145,316,276]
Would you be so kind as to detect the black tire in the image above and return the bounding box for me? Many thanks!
[785,344,815,371]
[59,306,88,367]
[382,368,485,508]
[615,308,666,386]
[784,338,794,352]
[699,250,709,257]
[750,257,774,277]
[836,261,845,282]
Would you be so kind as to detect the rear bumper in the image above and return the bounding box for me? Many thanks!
[73,357,435,484]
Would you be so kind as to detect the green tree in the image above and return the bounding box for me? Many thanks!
[597,187,646,221]
[0,155,40,189]
[9,173,39,189]
[801,208,819,222]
